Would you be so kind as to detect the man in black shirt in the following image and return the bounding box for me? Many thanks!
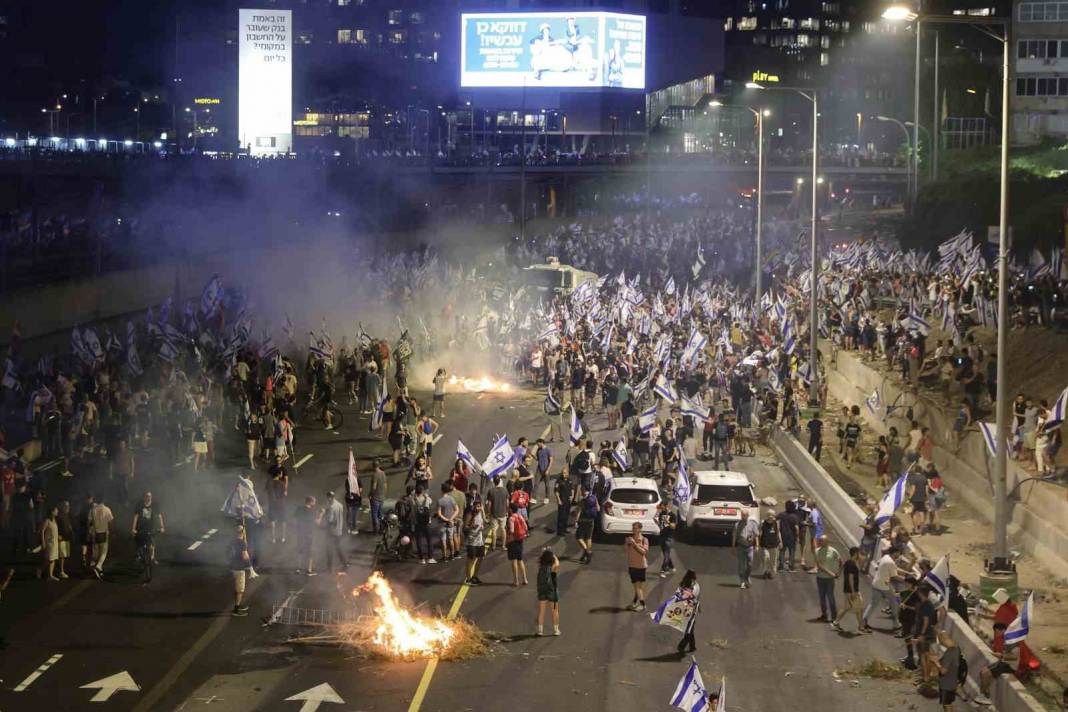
[831,547,863,632]
[553,471,573,536]
[656,503,677,577]
[913,584,940,683]
[807,413,824,462]
[776,501,799,572]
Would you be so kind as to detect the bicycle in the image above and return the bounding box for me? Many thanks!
[134,533,155,583]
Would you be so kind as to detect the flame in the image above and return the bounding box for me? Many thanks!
[447,374,511,393]
[352,572,456,658]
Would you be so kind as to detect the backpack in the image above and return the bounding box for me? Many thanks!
[572,450,591,474]
[415,497,432,526]
[509,513,529,541]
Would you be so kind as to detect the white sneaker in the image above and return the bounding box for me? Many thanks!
[426,558,437,564]
[973,695,992,706]
[536,625,543,636]
[420,559,427,565]
[553,626,561,636]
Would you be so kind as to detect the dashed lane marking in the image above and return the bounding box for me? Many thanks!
[13,653,63,691]
[294,454,314,469]
[188,529,219,551]
[187,541,203,551]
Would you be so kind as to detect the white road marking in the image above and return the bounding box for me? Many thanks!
[207,528,218,536]
[294,454,314,469]
[13,653,63,691]
[187,541,203,551]
[188,528,219,551]
[81,670,141,702]
[285,682,344,712]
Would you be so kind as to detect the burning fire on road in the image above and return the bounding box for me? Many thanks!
[351,572,457,658]
[448,374,511,393]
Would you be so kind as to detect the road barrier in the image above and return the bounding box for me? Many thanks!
[770,426,1047,712]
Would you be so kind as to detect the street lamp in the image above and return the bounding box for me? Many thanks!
[748,81,821,404]
[883,3,1014,580]
[711,100,770,301]
[875,115,912,205]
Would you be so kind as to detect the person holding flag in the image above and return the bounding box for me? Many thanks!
[669,659,724,712]
[651,569,700,653]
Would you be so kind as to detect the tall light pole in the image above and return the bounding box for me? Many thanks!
[875,115,912,206]
[711,101,770,301]
[905,121,933,179]
[883,4,1013,577]
[748,82,820,403]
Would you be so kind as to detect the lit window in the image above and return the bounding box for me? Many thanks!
[388,9,403,25]
[390,30,406,44]
[338,29,351,43]
[355,29,368,44]
[723,17,734,30]
[820,52,829,66]
[796,33,813,47]
[338,0,350,5]
[738,16,758,30]
[821,35,830,48]
[800,17,820,30]
[410,11,424,24]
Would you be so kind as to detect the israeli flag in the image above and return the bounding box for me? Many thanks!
[544,385,562,414]
[865,389,881,417]
[924,555,951,608]
[159,338,181,363]
[874,471,909,526]
[537,323,559,341]
[370,386,388,430]
[569,405,584,446]
[1044,385,1068,432]
[612,438,630,471]
[651,586,699,633]
[664,276,677,296]
[639,405,658,433]
[899,312,931,336]
[669,660,709,712]
[977,421,998,458]
[481,435,516,480]
[683,328,708,363]
[654,376,678,405]
[457,439,484,474]
[692,243,706,279]
[1004,591,1035,645]
[221,475,265,521]
[767,369,782,394]
[782,319,796,355]
[681,396,710,423]
[674,451,692,506]
[126,322,143,377]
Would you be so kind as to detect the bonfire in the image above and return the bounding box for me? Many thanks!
[448,374,511,393]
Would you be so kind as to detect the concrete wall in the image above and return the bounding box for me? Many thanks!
[769,426,1047,712]
[827,350,1068,579]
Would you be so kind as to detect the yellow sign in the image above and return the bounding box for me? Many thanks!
[194,97,221,105]
[751,70,780,83]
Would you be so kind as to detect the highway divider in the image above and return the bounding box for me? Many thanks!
[769,425,1047,712]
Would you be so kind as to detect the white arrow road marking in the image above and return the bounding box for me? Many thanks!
[81,671,140,702]
[284,682,344,712]
[294,454,314,469]
[13,653,63,691]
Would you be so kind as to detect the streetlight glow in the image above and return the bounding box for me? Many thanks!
[882,5,917,21]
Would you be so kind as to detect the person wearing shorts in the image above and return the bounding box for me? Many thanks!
[436,482,459,561]
[575,487,598,564]
[229,526,251,617]
[624,522,648,611]
[506,503,528,586]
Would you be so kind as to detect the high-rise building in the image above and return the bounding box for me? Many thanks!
[1012,0,1068,143]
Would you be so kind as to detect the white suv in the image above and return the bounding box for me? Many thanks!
[600,477,662,536]
[678,470,759,540]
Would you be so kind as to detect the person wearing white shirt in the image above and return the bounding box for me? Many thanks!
[861,546,903,633]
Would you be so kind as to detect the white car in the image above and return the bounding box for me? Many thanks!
[678,470,759,539]
[600,477,662,536]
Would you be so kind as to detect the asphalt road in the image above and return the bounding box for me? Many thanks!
[0,382,926,712]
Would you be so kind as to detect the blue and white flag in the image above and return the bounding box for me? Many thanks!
[159,338,181,363]
[544,385,562,414]
[865,389,881,417]
[536,323,559,341]
[1004,591,1035,645]
[692,243,706,279]
[874,471,909,526]
[683,328,708,364]
[221,475,265,521]
[569,405,584,446]
[674,451,692,506]
[977,421,998,458]
[370,386,387,430]
[670,659,709,712]
[612,438,630,471]
[456,439,484,474]
[899,312,931,336]
[923,555,951,608]
[782,319,796,355]
[126,322,143,376]
[481,435,515,479]
[681,396,710,423]
[664,276,677,296]
[1,358,19,391]
[200,274,223,318]
[654,376,678,405]
[651,586,699,634]
[1044,385,1068,432]
[639,405,658,433]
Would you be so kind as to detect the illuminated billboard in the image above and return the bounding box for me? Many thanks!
[461,12,646,89]
[239,8,292,155]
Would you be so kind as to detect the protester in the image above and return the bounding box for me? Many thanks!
[624,521,649,611]
[732,509,758,589]
[506,502,529,586]
[535,547,561,636]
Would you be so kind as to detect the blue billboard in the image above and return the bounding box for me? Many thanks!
[460,12,647,89]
